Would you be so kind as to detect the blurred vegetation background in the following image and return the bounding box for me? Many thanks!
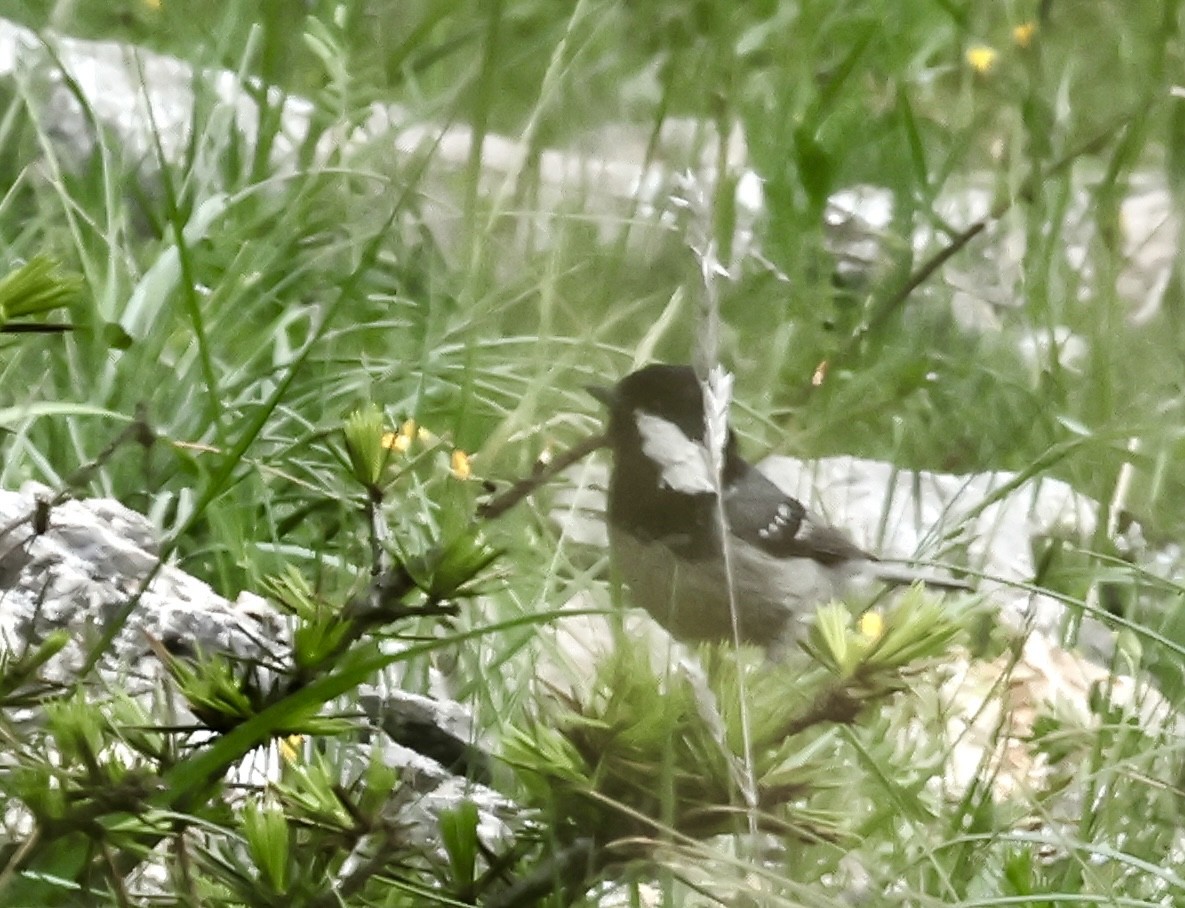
[4,0,1184,622]
[2,0,1185,903]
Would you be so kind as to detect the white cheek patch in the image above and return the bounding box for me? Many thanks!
[633,410,717,494]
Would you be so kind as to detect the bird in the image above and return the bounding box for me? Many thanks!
[588,363,969,650]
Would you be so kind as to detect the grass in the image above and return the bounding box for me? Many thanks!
[2,0,1185,904]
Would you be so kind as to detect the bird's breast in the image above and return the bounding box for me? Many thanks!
[608,525,854,648]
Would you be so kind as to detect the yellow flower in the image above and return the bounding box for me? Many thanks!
[1013,22,1037,48]
[450,449,472,480]
[382,419,416,452]
[811,359,828,388]
[858,610,885,641]
[382,419,437,453]
[143,0,162,9]
[278,735,303,763]
[966,45,998,74]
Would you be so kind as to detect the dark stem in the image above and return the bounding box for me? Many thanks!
[477,432,608,521]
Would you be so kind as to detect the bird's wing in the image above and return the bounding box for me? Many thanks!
[724,467,871,565]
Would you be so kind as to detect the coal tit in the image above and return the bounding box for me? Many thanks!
[590,363,967,650]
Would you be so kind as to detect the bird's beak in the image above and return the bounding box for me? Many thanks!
[586,383,616,407]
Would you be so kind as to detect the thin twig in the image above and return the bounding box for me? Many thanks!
[483,837,597,908]
[476,432,608,521]
[775,684,863,739]
[365,487,389,578]
[820,117,1131,388]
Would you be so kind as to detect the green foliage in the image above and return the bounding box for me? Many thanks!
[0,255,81,327]
[343,404,390,491]
[804,590,966,683]
[1,0,1185,904]
[439,800,481,890]
[0,403,502,902]
[0,629,68,706]
[403,532,503,602]
[241,800,292,895]
[503,595,968,894]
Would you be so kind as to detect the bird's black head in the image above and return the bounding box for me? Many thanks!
[589,362,745,559]
[590,363,708,445]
